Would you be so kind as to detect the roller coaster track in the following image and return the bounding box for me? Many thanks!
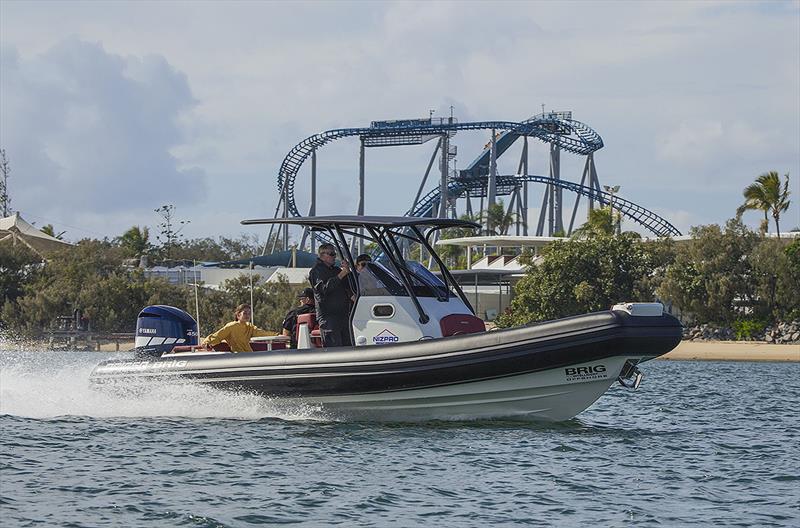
[406,175,681,237]
[276,116,604,220]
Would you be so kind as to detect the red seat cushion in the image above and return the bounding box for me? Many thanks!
[440,314,486,337]
[297,313,322,347]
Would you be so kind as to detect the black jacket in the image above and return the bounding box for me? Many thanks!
[309,259,351,321]
[281,303,316,347]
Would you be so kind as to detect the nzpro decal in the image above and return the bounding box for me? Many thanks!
[564,364,608,382]
[373,329,399,344]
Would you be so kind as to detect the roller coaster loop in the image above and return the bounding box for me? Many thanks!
[275,116,604,221]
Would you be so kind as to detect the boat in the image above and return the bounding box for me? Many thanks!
[90,216,682,421]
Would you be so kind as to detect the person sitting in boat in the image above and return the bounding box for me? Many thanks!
[309,243,353,347]
[355,253,372,272]
[201,303,277,352]
[350,253,372,302]
[280,287,316,348]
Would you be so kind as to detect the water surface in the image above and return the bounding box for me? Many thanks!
[1,350,798,527]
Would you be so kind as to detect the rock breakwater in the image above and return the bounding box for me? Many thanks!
[683,320,800,344]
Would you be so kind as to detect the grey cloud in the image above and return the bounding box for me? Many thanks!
[0,38,206,223]
[1,2,798,240]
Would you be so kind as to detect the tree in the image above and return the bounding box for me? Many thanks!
[1,240,127,333]
[169,237,231,263]
[0,149,10,217]
[218,233,263,260]
[40,224,66,240]
[117,226,151,258]
[571,207,615,238]
[437,213,480,269]
[480,200,517,236]
[154,204,190,261]
[496,233,667,327]
[658,219,758,325]
[220,273,296,331]
[0,243,42,312]
[749,238,800,322]
[738,171,791,238]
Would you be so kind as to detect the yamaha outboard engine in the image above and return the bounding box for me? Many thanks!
[134,305,198,358]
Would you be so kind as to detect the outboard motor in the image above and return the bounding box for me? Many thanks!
[134,305,198,358]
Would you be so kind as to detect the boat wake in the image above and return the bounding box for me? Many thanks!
[0,349,330,422]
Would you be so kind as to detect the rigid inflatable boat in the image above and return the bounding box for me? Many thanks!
[90,216,682,421]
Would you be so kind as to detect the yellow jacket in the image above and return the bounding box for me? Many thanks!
[202,321,276,352]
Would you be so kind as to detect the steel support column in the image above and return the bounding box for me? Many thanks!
[567,155,592,236]
[516,136,529,236]
[488,129,497,207]
[413,138,442,213]
[311,147,317,252]
[438,134,449,219]
[283,174,289,251]
[357,138,365,255]
[549,143,563,235]
[589,154,601,207]
[536,183,549,236]
[486,129,498,235]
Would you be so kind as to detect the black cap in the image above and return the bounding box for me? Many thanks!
[356,253,372,264]
[298,287,314,299]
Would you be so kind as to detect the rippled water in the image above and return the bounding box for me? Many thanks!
[1,349,798,527]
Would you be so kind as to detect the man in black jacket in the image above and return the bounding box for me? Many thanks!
[281,287,316,348]
[308,244,353,347]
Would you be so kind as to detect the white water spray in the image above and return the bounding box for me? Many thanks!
[0,349,329,421]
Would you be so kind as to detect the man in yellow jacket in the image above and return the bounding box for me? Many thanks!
[201,303,277,352]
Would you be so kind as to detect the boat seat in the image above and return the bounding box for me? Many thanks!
[439,313,486,337]
[211,341,286,352]
[296,313,322,348]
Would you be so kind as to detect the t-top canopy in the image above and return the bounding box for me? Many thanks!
[241,215,480,230]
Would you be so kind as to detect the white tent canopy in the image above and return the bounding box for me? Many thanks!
[0,212,72,257]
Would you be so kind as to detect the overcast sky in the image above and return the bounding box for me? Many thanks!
[1,0,798,244]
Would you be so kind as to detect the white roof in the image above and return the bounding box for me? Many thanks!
[0,212,73,256]
[265,267,312,284]
[437,235,562,248]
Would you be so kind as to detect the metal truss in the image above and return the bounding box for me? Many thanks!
[274,117,605,222]
[406,174,681,238]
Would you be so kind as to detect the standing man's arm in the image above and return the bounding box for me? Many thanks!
[311,262,351,297]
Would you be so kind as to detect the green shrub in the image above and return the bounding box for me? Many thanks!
[732,318,768,341]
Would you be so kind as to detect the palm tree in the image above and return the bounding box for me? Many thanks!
[571,207,615,238]
[480,200,517,236]
[118,226,151,257]
[738,171,792,238]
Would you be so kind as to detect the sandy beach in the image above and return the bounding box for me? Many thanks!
[662,341,799,362]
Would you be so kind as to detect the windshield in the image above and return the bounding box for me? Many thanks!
[404,260,452,299]
[358,262,408,297]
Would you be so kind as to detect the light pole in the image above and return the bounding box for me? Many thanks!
[603,185,621,235]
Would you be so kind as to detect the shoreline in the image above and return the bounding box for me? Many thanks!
[660,341,799,362]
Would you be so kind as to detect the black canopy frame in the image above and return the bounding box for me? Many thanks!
[242,216,479,323]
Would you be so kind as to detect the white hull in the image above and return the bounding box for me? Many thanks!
[291,356,636,422]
